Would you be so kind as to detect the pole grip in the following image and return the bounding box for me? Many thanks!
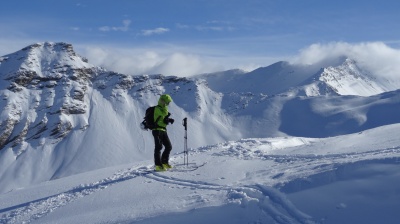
[182,117,187,130]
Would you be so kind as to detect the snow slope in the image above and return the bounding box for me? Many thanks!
[0,42,400,223]
[0,124,399,224]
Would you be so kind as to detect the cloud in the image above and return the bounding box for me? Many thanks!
[198,20,235,31]
[81,47,160,75]
[176,21,235,32]
[80,45,228,77]
[195,26,225,31]
[290,41,400,78]
[99,20,131,32]
[150,53,215,76]
[141,28,170,36]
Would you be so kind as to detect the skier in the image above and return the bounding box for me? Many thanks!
[152,94,175,171]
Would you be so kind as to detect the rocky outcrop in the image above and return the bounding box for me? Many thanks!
[0,42,96,150]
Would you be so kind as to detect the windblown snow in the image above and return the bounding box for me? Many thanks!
[0,42,399,224]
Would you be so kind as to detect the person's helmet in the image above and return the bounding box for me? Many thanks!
[159,94,172,105]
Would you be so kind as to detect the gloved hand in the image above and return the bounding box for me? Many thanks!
[164,116,174,124]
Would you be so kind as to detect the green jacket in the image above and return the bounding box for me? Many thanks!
[153,104,169,131]
[153,94,173,131]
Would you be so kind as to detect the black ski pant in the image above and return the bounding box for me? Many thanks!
[152,130,172,166]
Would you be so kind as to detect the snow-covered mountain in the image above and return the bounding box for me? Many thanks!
[199,57,400,97]
[0,42,400,223]
[1,42,400,193]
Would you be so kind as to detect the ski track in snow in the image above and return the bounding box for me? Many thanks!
[0,166,142,224]
[0,162,317,224]
[2,145,399,224]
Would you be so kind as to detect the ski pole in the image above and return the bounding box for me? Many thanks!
[182,117,188,166]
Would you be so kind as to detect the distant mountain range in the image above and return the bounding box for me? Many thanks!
[200,57,399,97]
[0,42,399,193]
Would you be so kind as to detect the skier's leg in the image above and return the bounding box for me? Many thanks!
[152,130,163,166]
[160,131,172,164]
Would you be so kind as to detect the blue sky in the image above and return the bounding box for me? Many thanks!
[1,0,400,76]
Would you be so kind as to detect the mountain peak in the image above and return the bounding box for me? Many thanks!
[0,42,92,77]
[22,42,73,52]
[312,58,386,96]
[0,42,99,91]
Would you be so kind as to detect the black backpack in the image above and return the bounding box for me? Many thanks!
[141,106,157,130]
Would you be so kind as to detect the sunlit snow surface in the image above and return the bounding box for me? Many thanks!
[1,124,399,224]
